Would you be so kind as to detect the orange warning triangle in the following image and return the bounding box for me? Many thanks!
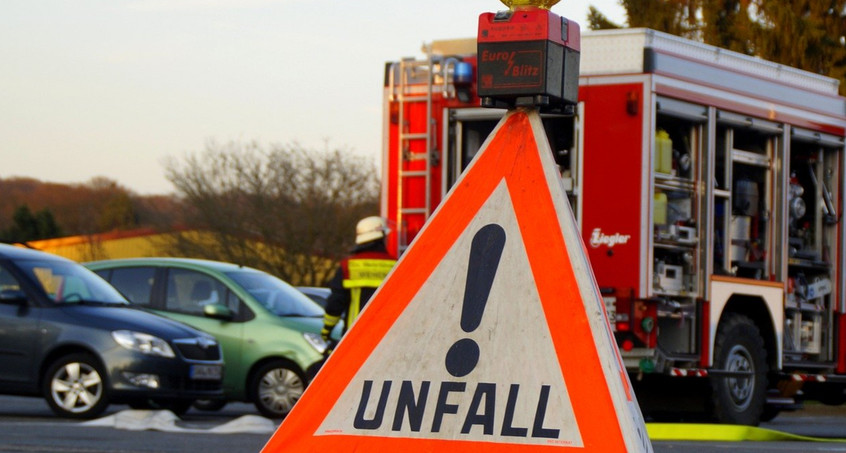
[262,109,652,452]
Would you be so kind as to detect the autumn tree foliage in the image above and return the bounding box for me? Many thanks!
[588,0,846,95]
[162,140,380,286]
[0,176,183,242]
[750,1,846,89]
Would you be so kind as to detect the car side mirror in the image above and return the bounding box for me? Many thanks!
[203,303,234,321]
[0,289,27,304]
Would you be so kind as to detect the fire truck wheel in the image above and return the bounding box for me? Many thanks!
[710,313,768,426]
[803,382,846,406]
[759,406,780,422]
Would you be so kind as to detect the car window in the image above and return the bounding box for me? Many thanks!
[16,259,127,304]
[165,268,235,316]
[225,290,241,313]
[108,267,156,307]
[297,287,330,308]
[0,266,22,298]
[226,270,323,317]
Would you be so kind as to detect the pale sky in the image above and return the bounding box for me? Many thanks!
[1,0,626,195]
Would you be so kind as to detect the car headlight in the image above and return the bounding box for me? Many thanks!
[303,332,328,354]
[112,330,176,358]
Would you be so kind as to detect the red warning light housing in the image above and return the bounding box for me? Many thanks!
[477,7,580,112]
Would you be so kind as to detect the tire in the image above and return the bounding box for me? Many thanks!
[759,406,780,422]
[43,353,110,419]
[710,313,768,425]
[804,383,846,406]
[193,398,228,412]
[250,361,306,418]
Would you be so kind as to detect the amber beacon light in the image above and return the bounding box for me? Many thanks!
[478,0,580,113]
[500,0,560,8]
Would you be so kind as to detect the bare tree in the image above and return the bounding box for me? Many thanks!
[162,140,380,286]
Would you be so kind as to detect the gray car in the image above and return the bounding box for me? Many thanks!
[296,286,331,308]
[0,244,224,419]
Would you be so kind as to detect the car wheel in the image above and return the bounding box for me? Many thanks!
[193,398,228,412]
[250,361,306,418]
[710,313,768,425]
[43,353,109,419]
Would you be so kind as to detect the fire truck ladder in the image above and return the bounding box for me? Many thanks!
[388,48,458,253]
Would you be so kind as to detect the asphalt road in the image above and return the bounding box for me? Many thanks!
[0,396,271,453]
[1,395,846,452]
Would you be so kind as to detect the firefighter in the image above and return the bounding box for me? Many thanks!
[321,216,396,350]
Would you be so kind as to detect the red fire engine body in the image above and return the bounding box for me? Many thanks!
[382,28,846,425]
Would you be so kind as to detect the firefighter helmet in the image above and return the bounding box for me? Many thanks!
[355,216,389,245]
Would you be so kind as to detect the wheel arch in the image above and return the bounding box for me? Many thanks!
[39,345,107,393]
[709,278,783,371]
[245,356,306,400]
[719,295,779,374]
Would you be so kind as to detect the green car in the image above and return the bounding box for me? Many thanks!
[84,258,328,418]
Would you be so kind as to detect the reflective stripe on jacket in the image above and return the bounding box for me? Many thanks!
[342,258,395,327]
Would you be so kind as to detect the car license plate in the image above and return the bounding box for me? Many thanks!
[190,365,222,380]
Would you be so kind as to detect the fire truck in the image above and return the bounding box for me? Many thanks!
[382,28,846,425]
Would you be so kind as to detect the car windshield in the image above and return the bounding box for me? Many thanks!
[226,270,323,317]
[17,259,128,304]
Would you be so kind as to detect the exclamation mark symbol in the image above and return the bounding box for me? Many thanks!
[445,223,506,378]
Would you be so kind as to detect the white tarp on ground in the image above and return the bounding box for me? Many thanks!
[81,410,276,434]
